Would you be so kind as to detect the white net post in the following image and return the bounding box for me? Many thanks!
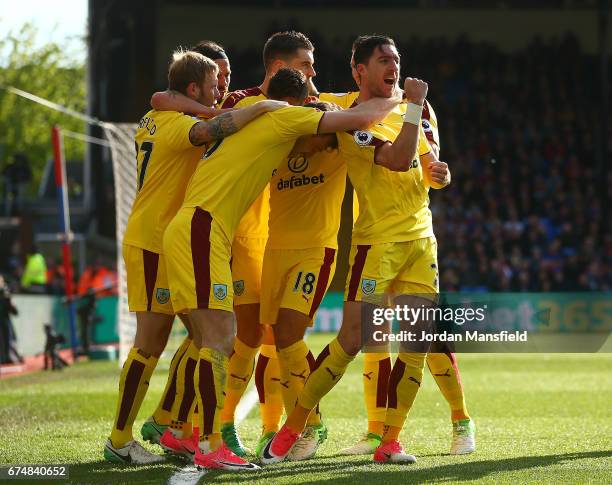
[102,122,138,364]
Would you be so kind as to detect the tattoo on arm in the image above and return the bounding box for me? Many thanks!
[207,112,238,140]
[189,112,238,146]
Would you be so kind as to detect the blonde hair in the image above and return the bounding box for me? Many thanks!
[168,49,218,94]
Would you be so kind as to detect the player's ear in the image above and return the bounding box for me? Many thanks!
[269,59,285,76]
[185,81,198,98]
[355,63,367,78]
[351,66,361,87]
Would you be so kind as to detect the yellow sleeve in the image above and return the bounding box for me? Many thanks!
[160,112,201,150]
[270,106,324,141]
[319,92,359,110]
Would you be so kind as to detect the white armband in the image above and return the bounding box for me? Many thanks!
[403,102,423,125]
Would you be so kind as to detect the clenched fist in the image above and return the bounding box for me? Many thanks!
[429,160,450,187]
[404,77,428,106]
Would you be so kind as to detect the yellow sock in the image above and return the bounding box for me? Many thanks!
[291,338,354,432]
[219,338,257,423]
[363,352,391,433]
[276,340,321,426]
[369,421,385,436]
[382,425,402,443]
[384,352,426,430]
[110,348,158,448]
[152,337,191,426]
[169,341,199,438]
[170,418,192,439]
[285,404,311,434]
[427,352,470,422]
[200,433,223,452]
[195,347,228,452]
[256,344,284,433]
[277,341,310,415]
[192,405,199,434]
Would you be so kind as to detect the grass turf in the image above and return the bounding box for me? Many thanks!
[0,333,611,484]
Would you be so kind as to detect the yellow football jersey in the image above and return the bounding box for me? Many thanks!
[336,103,433,245]
[320,91,440,149]
[181,106,324,242]
[321,91,441,243]
[221,87,270,238]
[268,147,346,250]
[319,91,358,109]
[123,110,202,253]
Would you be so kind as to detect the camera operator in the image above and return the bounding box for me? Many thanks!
[0,275,24,364]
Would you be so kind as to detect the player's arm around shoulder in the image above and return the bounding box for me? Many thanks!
[374,77,428,172]
[317,94,400,134]
[188,100,288,146]
[151,90,232,118]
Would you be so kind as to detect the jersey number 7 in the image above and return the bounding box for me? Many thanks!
[135,141,154,191]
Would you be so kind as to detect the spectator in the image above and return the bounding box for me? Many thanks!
[77,256,117,297]
[46,258,67,295]
[20,245,47,293]
[76,256,116,356]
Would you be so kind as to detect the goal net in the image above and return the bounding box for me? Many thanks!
[102,122,138,364]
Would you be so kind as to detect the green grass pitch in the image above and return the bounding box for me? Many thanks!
[1,333,611,484]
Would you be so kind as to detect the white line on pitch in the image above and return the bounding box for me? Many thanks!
[167,385,259,485]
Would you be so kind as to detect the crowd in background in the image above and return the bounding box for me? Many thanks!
[230,29,610,293]
[1,32,609,294]
[0,253,116,364]
[0,247,117,297]
[414,34,610,292]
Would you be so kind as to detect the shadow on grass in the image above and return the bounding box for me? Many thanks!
[61,459,183,485]
[209,450,612,484]
[52,449,612,484]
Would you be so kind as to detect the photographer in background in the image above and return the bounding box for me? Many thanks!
[0,275,24,364]
[76,256,116,356]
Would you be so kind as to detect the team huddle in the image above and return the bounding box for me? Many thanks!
[104,31,475,472]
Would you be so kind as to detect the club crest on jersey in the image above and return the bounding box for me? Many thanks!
[422,119,432,132]
[156,288,170,304]
[361,279,376,295]
[233,280,245,296]
[354,130,373,146]
[288,154,308,173]
[213,284,227,301]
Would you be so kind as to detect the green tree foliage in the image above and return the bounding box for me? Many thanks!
[0,23,86,190]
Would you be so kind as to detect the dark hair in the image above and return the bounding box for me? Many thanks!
[263,31,314,69]
[268,68,308,102]
[352,35,396,66]
[304,100,340,112]
[191,40,228,60]
[304,101,339,148]
[167,50,217,95]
